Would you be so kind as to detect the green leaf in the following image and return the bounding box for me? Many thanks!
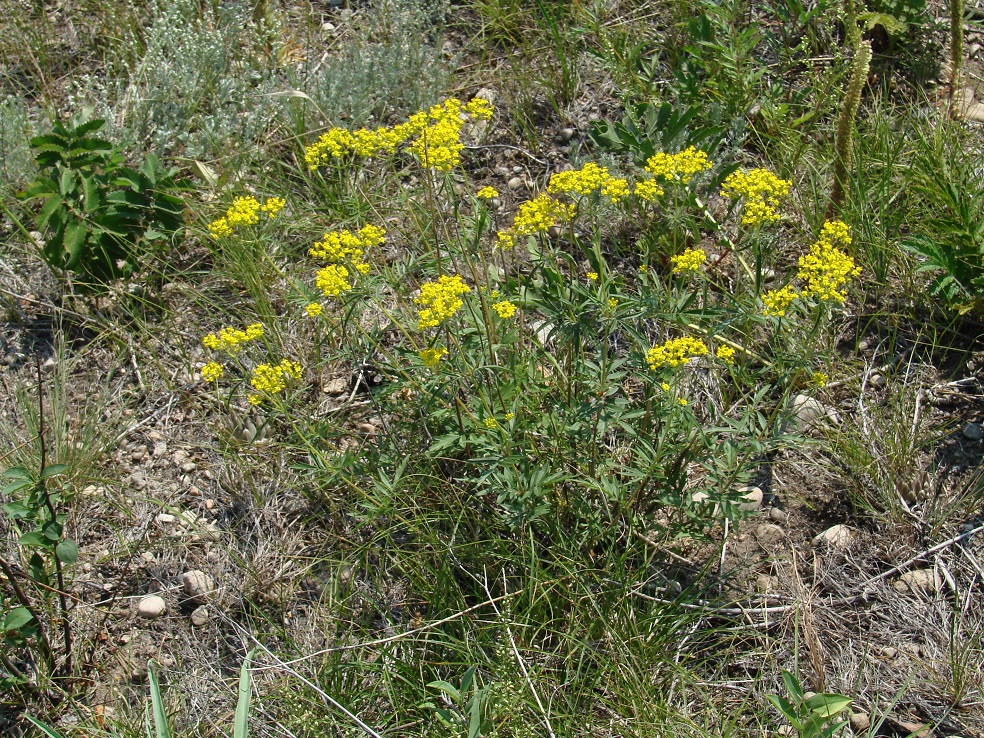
[2,606,35,632]
[468,696,482,738]
[781,670,804,702]
[427,680,461,702]
[41,464,68,479]
[4,467,32,481]
[72,119,106,137]
[56,539,79,564]
[805,694,852,718]
[2,500,32,518]
[63,220,88,267]
[234,649,255,738]
[3,480,33,496]
[18,531,47,546]
[148,660,172,738]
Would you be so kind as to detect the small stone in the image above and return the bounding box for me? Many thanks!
[778,726,796,738]
[756,574,777,592]
[813,524,853,549]
[738,486,764,512]
[896,722,932,738]
[155,513,175,525]
[137,595,166,619]
[557,127,575,142]
[850,712,870,731]
[131,445,148,462]
[895,568,942,595]
[507,176,525,190]
[182,570,213,605]
[205,498,215,510]
[180,461,197,473]
[755,523,785,545]
[172,449,190,465]
[324,377,349,396]
[962,422,984,441]
[130,472,147,490]
[152,442,168,458]
[141,551,155,563]
[787,394,839,433]
[768,507,787,523]
[190,606,209,627]
[357,422,377,435]
[900,642,922,656]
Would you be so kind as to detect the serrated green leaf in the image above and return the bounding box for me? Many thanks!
[2,606,35,632]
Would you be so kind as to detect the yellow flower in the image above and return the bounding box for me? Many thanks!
[678,397,688,406]
[587,272,599,281]
[660,382,671,391]
[315,264,352,297]
[811,371,829,387]
[201,361,224,382]
[208,217,232,239]
[498,194,575,248]
[476,186,499,199]
[504,412,514,421]
[645,147,712,184]
[464,97,494,120]
[721,169,791,226]
[416,275,471,329]
[761,285,799,317]
[717,345,736,365]
[304,302,323,317]
[261,197,285,218]
[608,297,619,310]
[634,179,665,202]
[484,417,499,429]
[548,163,629,203]
[797,220,860,303]
[646,337,709,370]
[251,359,302,396]
[310,224,385,264]
[202,323,264,354]
[419,347,448,367]
[492,300,517,319]
[671,248,707,274]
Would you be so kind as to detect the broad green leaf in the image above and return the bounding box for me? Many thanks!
[72,119,106,137]
[3,467,32,480]
[63,220,88,267]
[41,464,68,479]
[427,680,461,702]
[18,531,47,546]
[805,693,852,718]
[56,539,79,564]
[2,606,35,632]
[3,480,33,496]
[2,500,32,518]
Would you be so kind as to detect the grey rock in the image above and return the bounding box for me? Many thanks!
[895,568,942,594]
[756,573,777,592]
[786,394,840,433]
[755,523,785,545]
[768,507,788,523]
[182,570,214,605]
[962,422,984,441]
[323,377,348,396]
[813,524,853,549]
[190,606,209,627]
[850,712,871,731]
[507,176,525,190]
[137,595,166,619]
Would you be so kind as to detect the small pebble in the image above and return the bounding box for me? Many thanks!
[755,523,785,545]
[507,176,525,190]
[738,486,763,512]
[137,595,166,619]
[962,422,984,441]
[813,524,853,549]
[190,606,209,627]
[182,570,214,605]
[768,507,787,523]
[155,513,175,525]
[850,712,871,731]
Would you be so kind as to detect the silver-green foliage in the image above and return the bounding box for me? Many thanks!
[0,95,37,192]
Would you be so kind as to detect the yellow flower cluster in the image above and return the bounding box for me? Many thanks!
[250,360,303,399]
[761,285,799,317]
[201,361,224,382]
[717,345,736,365]
[721,169,791,226]
[646,336,709,370]
[811,371,829,387]
[304,302,323,317]
[634,179,665,202]
[797,221,860,303]
[202,323,264,354]
[310,225,385,265]
[476,186,499,199]
[419,347,448,367]
[416,274,471,329]
[496,195,576,249]
[645,147,713,184]
[492,300,517,319]
[548,163,629,203]
[315,264,352,297]
[208,196,282,238]
[670,248,707,273]
[304,97,494,171]
[484,417,499,429]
